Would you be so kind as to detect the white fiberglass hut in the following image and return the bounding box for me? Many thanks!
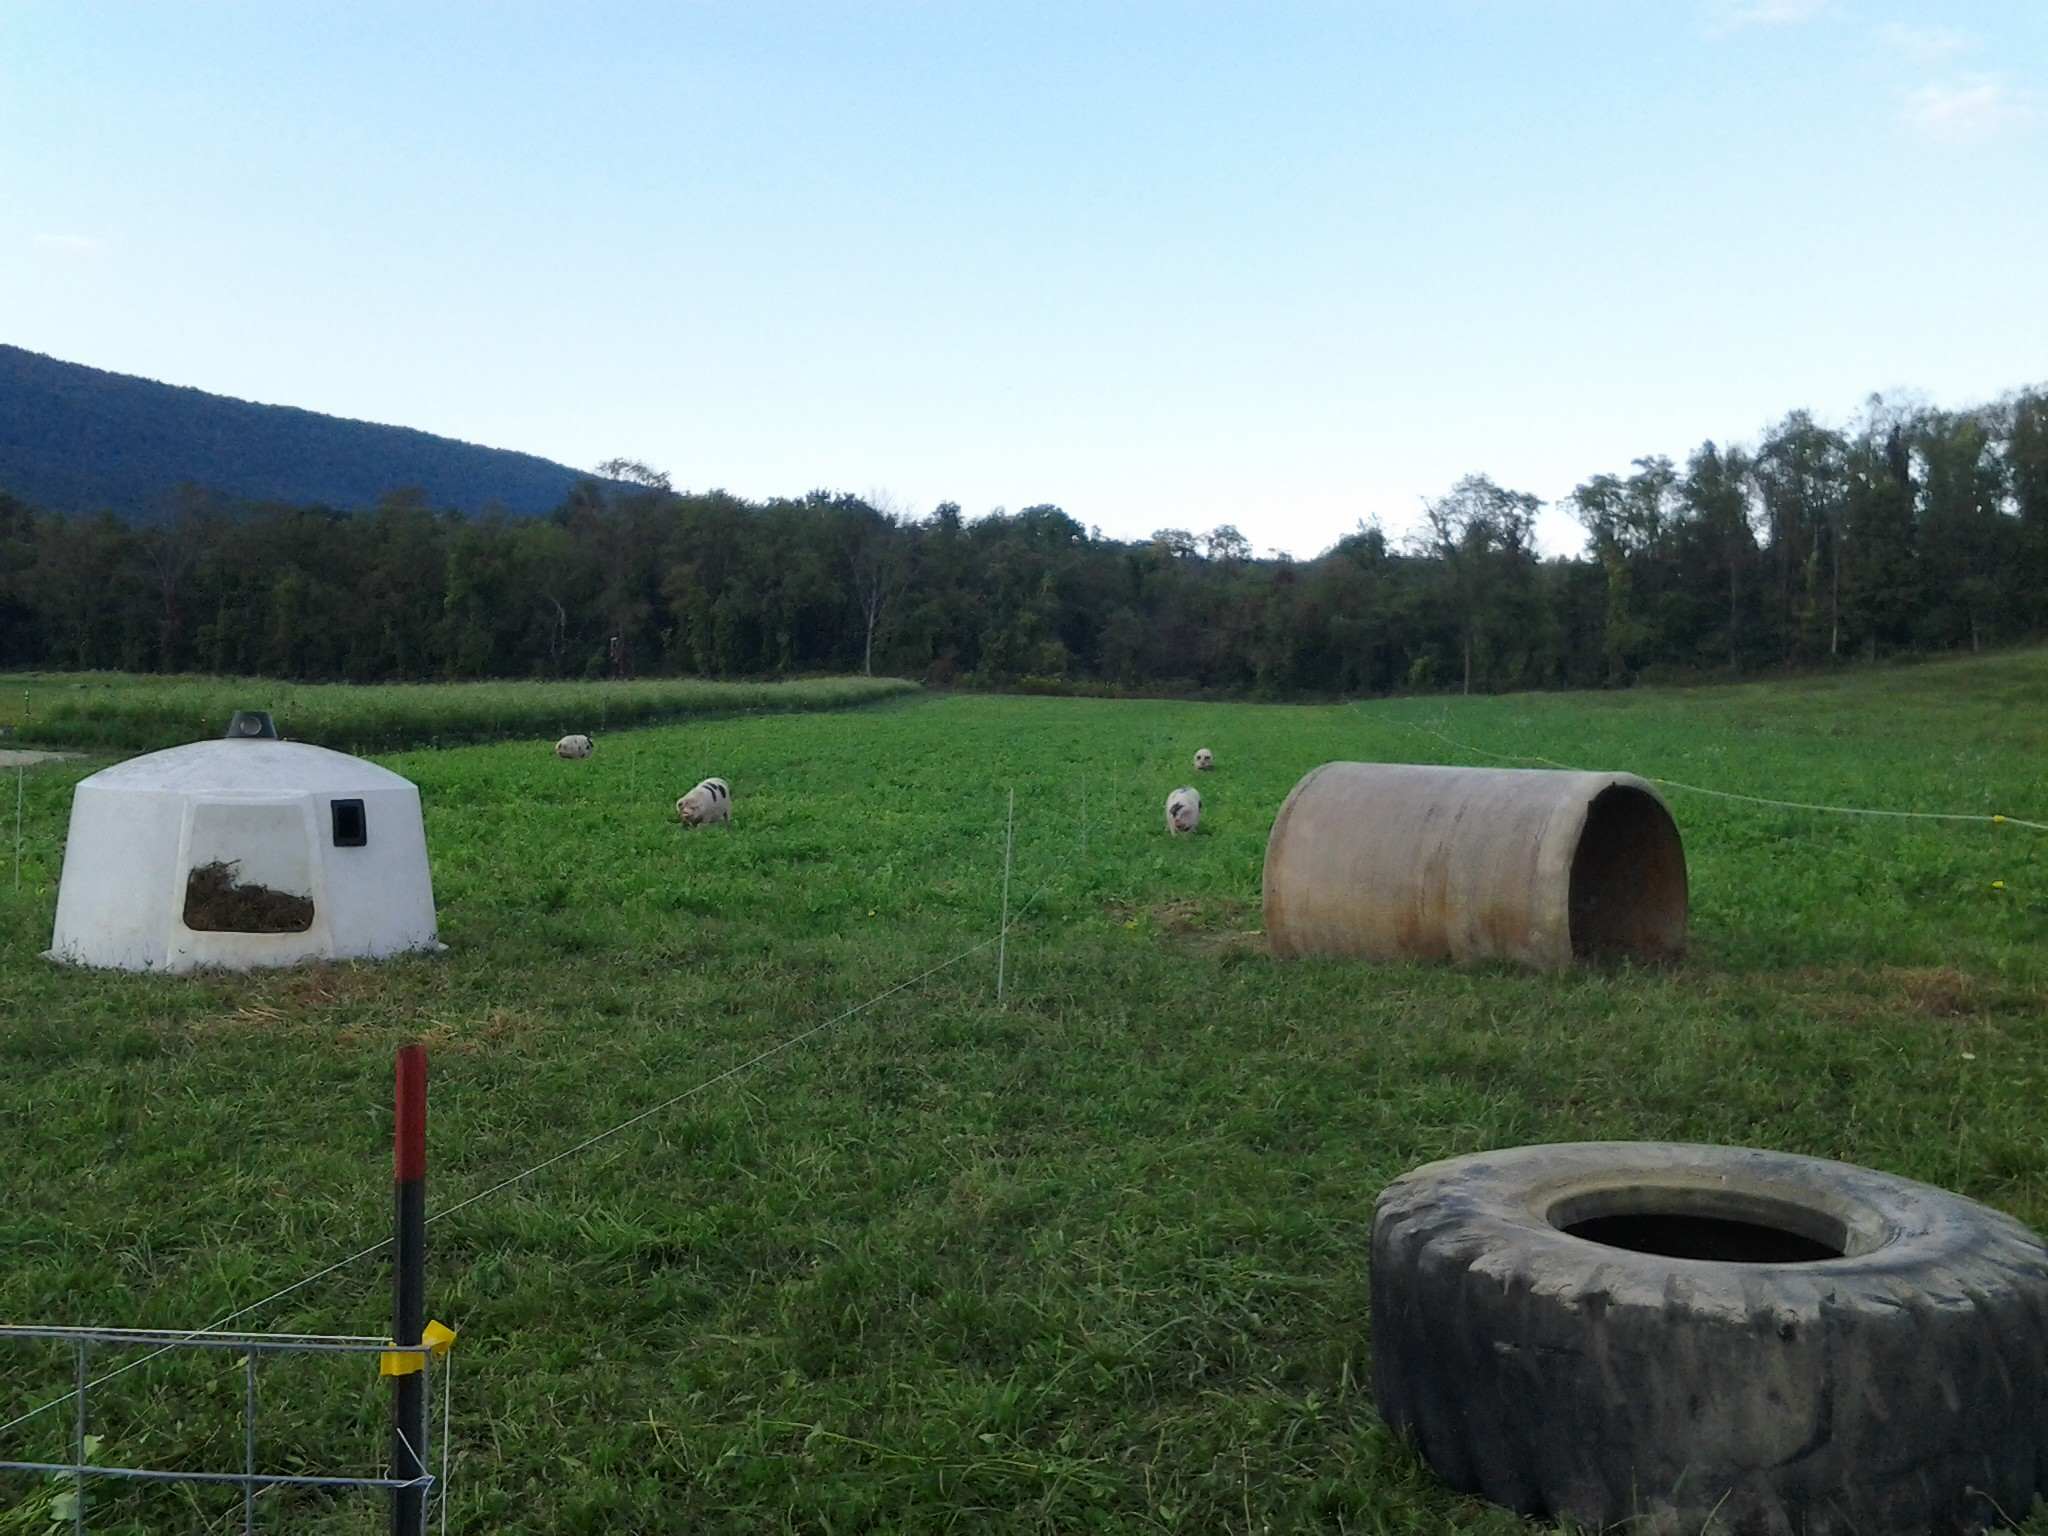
[48,714,440,973]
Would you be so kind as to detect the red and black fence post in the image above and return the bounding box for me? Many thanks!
[392,1044,428,1534]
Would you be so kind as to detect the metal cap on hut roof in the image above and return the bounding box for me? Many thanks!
[224,709,279,739]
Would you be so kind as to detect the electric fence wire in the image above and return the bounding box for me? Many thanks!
[3,857,1070,1442]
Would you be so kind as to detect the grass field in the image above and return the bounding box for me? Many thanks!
[2,651,2046,1532]
[0,672,919,754]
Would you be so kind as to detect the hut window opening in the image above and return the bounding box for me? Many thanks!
[331,799,367,847]
[179,801,317,935]
[183,861,315,933]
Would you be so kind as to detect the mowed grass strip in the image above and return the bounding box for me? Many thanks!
[0,671,918,755]
[1,652,2045,1531]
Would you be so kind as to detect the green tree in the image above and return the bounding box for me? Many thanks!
[1420,475,1541,694]
[1677,441,1758,672]
[1754,413,1848,661]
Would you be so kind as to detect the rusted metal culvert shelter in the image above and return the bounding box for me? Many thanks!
[1262,762,1687,968]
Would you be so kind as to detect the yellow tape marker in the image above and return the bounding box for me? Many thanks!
[380,1319,459,1376]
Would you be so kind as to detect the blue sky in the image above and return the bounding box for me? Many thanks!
[3,1,2043,556]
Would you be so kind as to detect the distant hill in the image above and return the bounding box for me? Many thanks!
[0,344,607,521]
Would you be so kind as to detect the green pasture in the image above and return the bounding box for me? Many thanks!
[2,652,2044,1531]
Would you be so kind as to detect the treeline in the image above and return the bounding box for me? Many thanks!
[2,389,2044,695]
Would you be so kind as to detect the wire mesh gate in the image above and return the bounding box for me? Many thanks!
[1,1326,446,1532]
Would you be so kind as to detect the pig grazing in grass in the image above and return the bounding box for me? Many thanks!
[676,777,732,826]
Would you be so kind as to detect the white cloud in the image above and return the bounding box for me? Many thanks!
[1874,21,1974,65]
[1902,75,2035,144]
[33,233,104,256]
[1706,0,1831,35]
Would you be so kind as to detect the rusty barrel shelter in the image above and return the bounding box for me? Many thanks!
[1262,763,1687,969]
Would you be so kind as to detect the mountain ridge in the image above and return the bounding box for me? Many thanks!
[0,344,610,520]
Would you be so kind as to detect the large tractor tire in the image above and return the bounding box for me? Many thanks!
[1371,1142,2048,1534]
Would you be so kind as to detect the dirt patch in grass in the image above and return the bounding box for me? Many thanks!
[174,964,413,1041]
[1881,965,1984,1017]
[1191,928,1266,957]
[271,964,397,1010]
[1106,898,1263,953]
[182,861,314,933]
[1786,964,2044,1025]
[418,1007,542,1055]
